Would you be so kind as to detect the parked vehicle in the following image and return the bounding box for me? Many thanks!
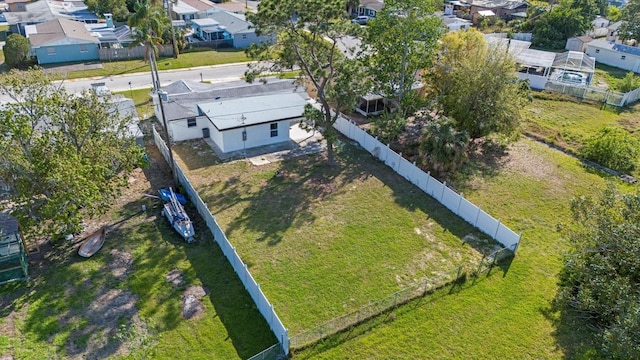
[351,16,370,25]
[558,71,585,85]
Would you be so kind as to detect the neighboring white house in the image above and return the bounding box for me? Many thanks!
[606,21,624,43]
[585,40,640,73]
[442,15,472,31]
[588,16,610,38]
[152,79,310,153]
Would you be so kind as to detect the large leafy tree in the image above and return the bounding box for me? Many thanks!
[532,4,591,49]
[0,69,145,241]
[571,0,601,22]
[361,0,443,117]
[618,0,640,42]
[86,0,130,22]
[3,34,32,69]
[428,29,527,141]
[246,0,365,165]
[556,185,640,359]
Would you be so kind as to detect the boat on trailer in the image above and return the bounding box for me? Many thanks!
[161,187,195,243]
[78,227,106,258]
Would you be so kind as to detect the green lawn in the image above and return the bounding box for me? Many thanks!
[174,140,503,335]
[521,97,640,176]
[295,137,635,359]
[592,63,635,90]
[115,87,154,120]
[63,49,249,79]
[0,147,275,359]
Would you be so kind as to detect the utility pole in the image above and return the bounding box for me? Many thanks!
[157,89,176,185]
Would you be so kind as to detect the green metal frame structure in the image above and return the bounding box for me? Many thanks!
[0,213,29,285]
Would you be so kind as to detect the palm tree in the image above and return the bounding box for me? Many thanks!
[128,0,170,90]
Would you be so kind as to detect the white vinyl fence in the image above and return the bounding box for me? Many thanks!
[334,117,522,252]
[153,127,289,355]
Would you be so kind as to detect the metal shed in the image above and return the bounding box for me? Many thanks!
[0,213,29,285]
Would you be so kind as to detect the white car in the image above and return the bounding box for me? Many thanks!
[559,71,585,85]
[351,16,370,25]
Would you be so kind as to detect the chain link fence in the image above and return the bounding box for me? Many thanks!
[545,81,627,107]
[290,246,514,350]
[246,343,285,360]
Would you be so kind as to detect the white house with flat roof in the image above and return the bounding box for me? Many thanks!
[152,79,310,153]
[197,93,308,153]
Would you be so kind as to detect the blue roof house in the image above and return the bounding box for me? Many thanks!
[27,18,100,64]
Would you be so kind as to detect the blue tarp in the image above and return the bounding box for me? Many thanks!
[159,189,187,205]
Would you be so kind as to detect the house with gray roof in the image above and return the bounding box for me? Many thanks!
[469,0,528,23]
[5,0,99,36]
[26,18,100,64]
[585,40,640,73]
[206,11,275,48]
[350,0,385,18]
[152,79,310,153]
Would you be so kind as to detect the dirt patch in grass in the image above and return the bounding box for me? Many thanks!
[181,285,207,320]
[502,141,555,181]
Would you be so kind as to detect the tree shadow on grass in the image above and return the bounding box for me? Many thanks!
[0,145,276,359]
[541,304,601,359]
[204,144,371,247]
[0,212,160,359]
[139,146,277,358]
[446,140,511,193]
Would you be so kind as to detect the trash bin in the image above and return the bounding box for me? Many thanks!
[202,127,210,138]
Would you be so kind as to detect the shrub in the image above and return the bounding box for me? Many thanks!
[616,72,640,93]
[3,34,32,69]
[579,127,640,173]
[419,115,469,175]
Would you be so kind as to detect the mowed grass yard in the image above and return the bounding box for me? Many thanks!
[295,137,637,359]
[173,140,503,334]
[0,147,275,359]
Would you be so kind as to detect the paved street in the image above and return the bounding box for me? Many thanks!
[58,62,253,93]
[0,62,253,102]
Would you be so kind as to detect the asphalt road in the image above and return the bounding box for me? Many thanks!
[59,62,253,94]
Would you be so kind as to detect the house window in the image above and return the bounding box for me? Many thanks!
[242,34,247,39]
[17,3,24,9]
[270,123,278,137]
[621,55,626,60]
[47,47,56,55]
[595,49,599,53]
[79,44,88,53]
[187,118,197,127]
